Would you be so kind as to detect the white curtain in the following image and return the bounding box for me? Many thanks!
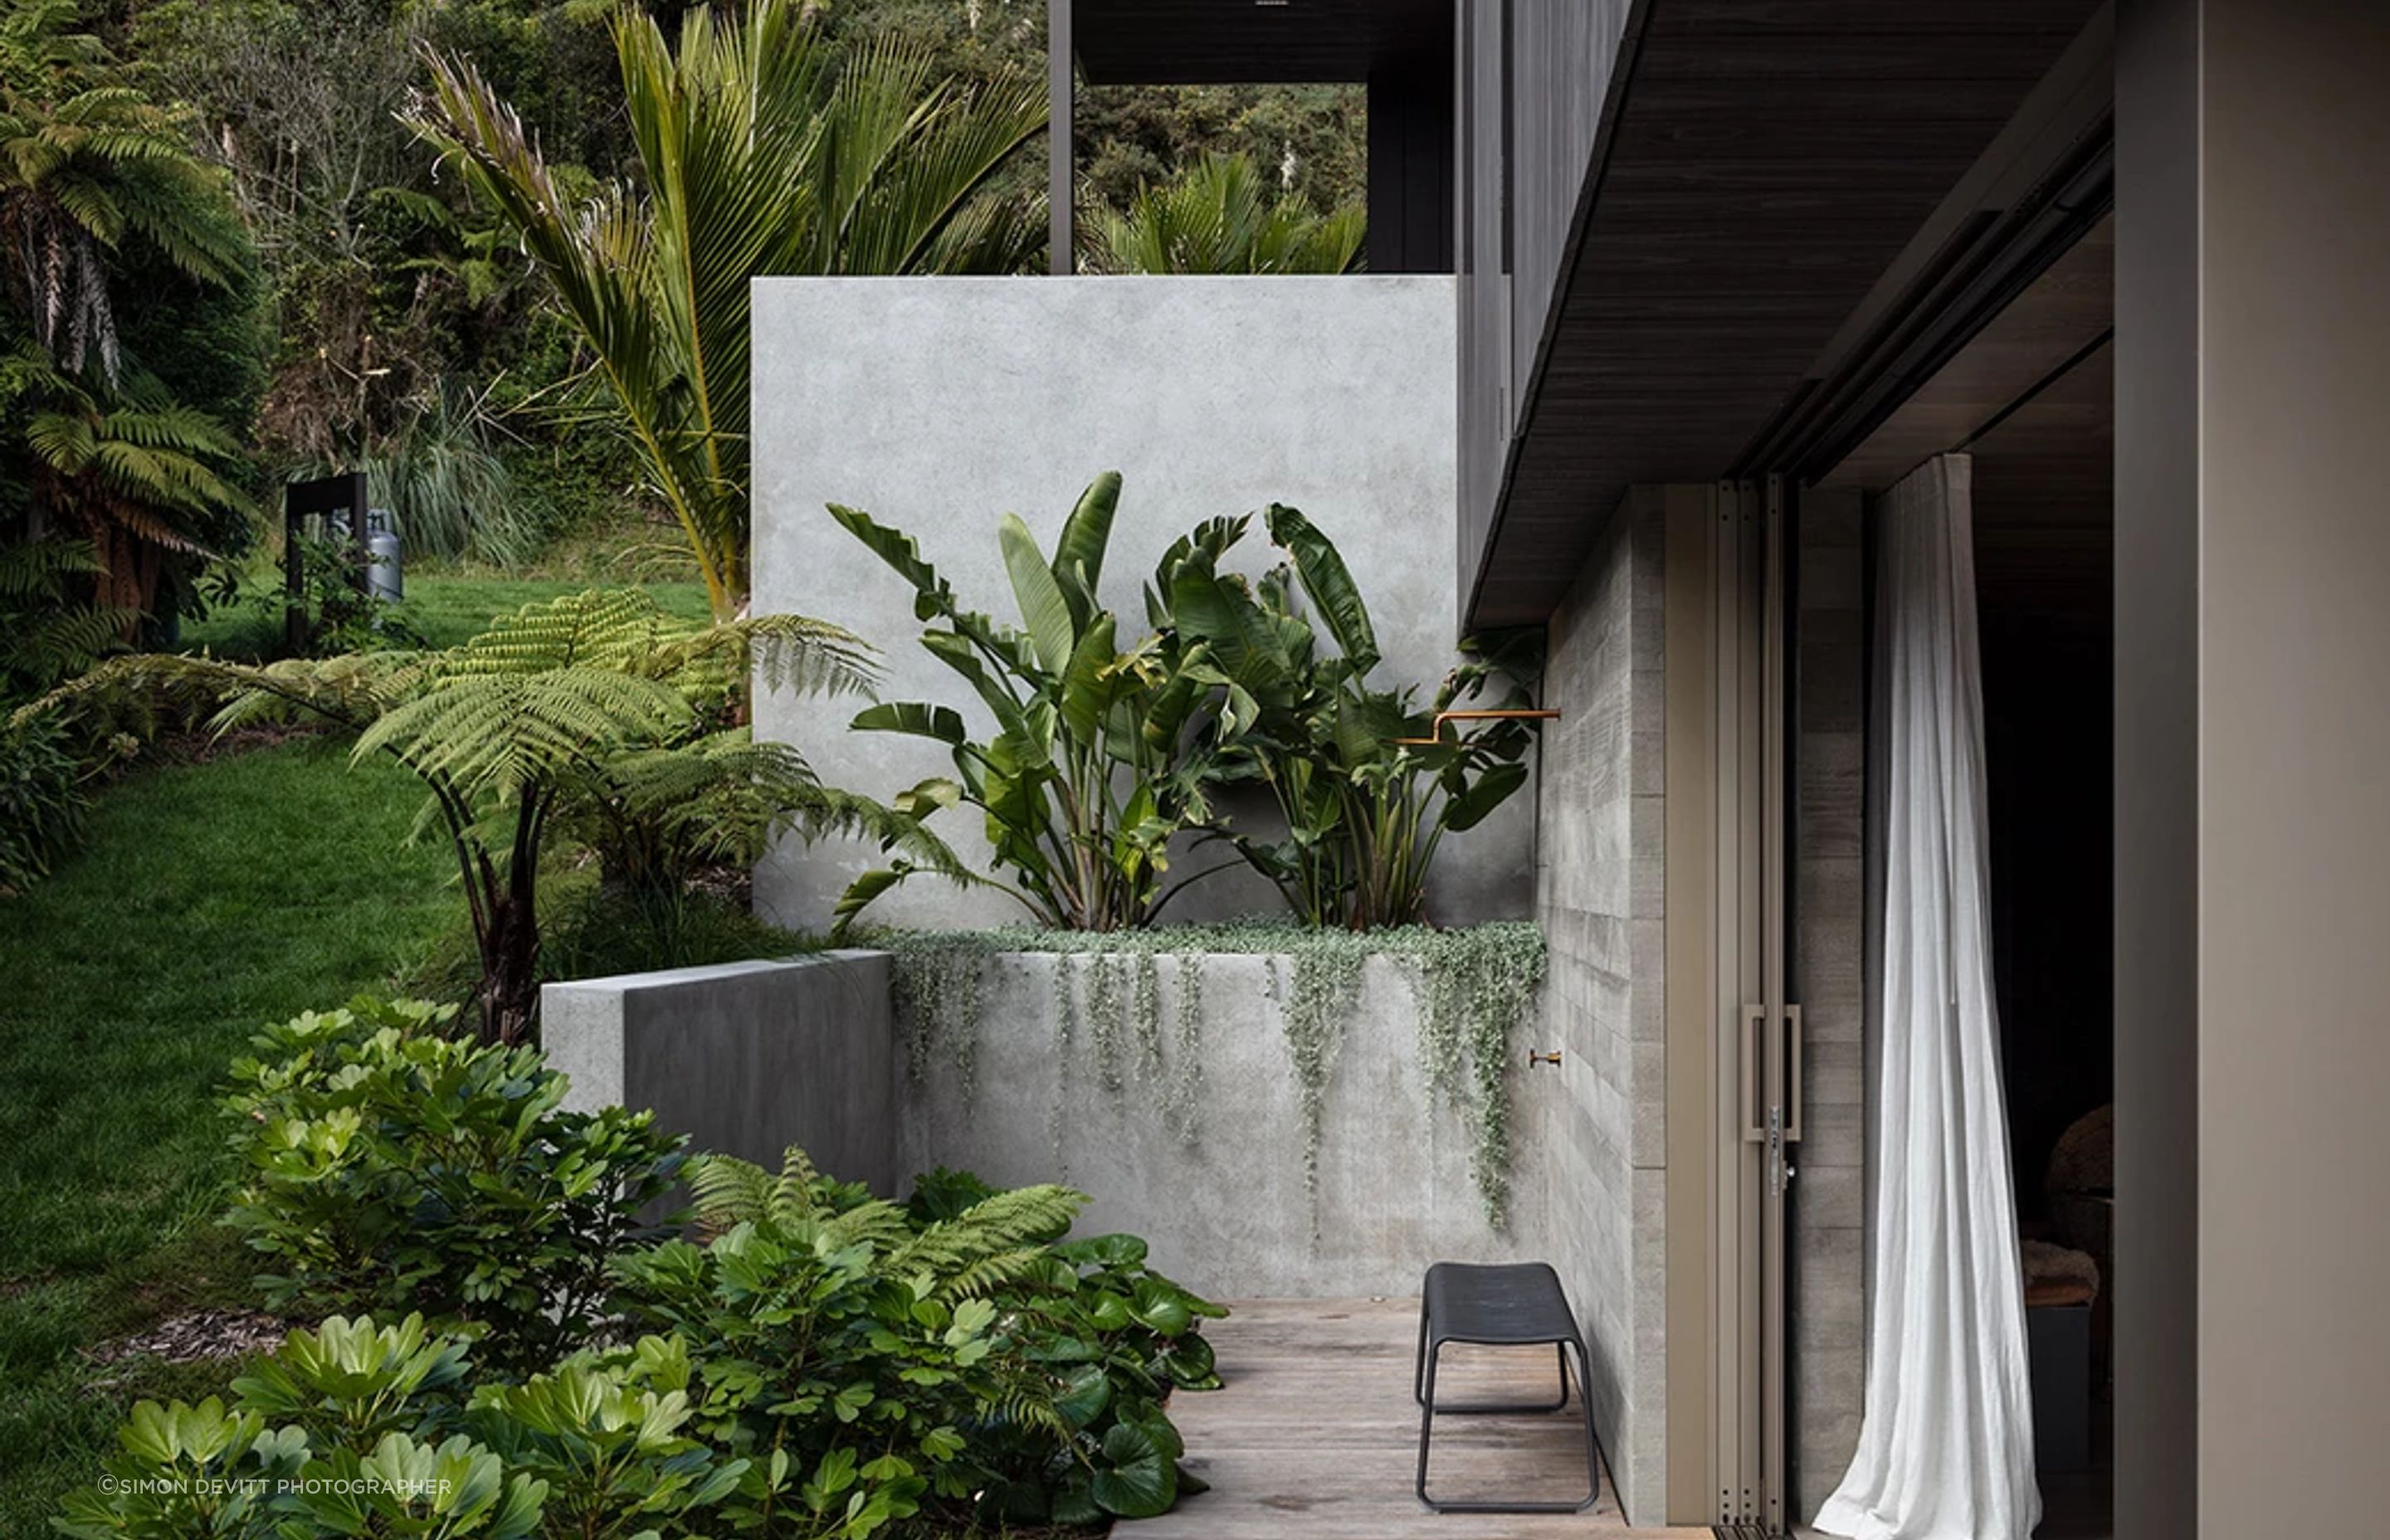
[1816,454,2040,1540]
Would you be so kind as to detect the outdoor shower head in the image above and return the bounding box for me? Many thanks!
[1388,708,1562,746]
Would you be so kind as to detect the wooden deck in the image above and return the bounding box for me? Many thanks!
[1123,1299,1710,1538]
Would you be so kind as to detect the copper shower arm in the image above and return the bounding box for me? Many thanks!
[1388,708,1562,746]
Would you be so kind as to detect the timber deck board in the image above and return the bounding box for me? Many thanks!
[1119,1298,1710,1538]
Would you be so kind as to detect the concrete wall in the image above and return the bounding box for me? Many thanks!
[544,953,900,1194]
[747,275,1533,933]
[1792,489,1867,1519]
[544,949,1529,1300]
[901,952,1526,1299]
[1519,488,1670,1520]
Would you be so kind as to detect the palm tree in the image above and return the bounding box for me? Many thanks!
[27,589,963,1043]
[1084,153,1366,275]
[418,0,1048,622]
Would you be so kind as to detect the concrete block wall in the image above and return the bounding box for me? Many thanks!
[1520,487,1669,1520]
[1793,489,1868,1518]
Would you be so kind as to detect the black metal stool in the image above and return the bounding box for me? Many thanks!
[1412,1260,1602,1513]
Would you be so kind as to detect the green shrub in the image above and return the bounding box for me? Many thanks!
[52,1313,738,1540]
[0,715,88,894]
[221,997,687,1374]
[74,1021,1222,1538]
[640,1146,1226,1530]
[539,881,822,984]
[1170,503,1544,929]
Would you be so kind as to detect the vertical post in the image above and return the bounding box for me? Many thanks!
[283,495,306,654]
[1047,0,1073,275]
[2113,2,2198,1536]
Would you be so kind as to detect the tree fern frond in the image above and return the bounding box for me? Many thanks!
[885,1185,1088,1281]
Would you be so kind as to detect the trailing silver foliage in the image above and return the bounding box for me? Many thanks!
[861,920,1548,1224]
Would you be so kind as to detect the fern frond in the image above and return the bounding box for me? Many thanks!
[885,1185,1088,1282]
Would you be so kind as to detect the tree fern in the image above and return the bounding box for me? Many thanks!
[16,590,922,1042]
[0,536,129,696]
[688,1144,828,1233]
[886,1184,1089,1299]
[0,4,256,628]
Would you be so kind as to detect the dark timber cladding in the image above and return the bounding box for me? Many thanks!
[1060,0,1456,274]
[1461,0,2105,627]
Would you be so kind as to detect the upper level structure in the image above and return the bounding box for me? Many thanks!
[1049,0,1455,275]
[1455,0,2106,625]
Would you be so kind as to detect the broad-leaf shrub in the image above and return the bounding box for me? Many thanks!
[1166,503,1544,928]
[830,474,1261,933]
[52,1313,734,1540]
[222,997,686,1373]
[671,1148,1225,1528]
[71,1020,1222,1537]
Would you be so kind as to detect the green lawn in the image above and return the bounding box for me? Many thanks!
[0,735,461,1528]
[181,573,715,655]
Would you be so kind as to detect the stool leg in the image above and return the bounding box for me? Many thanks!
[1569,1338,1602,1511]
[1414,1301,1431,1407]
[1554,1342,1572,1411]
[1415,1342,1443,1505]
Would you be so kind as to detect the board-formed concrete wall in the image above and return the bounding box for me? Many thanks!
[543,949,1529,1299]
[1518,488,1671,1520]
[746,275,1534,933]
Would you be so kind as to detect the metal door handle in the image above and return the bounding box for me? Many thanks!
[1742,1003,1767,1142]
[1784,1003,1804,1143]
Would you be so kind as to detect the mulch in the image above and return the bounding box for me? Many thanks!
[85,1308,290,1370]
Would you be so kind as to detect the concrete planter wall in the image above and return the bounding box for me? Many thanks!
[902,951,1524,1299]
[544,948,1530,1300]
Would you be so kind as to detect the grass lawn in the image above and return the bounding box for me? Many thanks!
[182,572,715,655]
[0,734,461,1528]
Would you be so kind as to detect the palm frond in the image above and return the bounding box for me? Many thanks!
[1086,152,1366,275]
[416,0,1046,618]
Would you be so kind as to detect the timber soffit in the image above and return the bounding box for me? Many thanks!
[1463,0,2109,629]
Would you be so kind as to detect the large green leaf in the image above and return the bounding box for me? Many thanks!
[998,512,1076,674]
[1057,612,1120,747]
[1266,503,1379,674]
[850,701,965,744]
[829,502,969,625]
[1051,471,1122,627]
[919,631,1032,739]
[1053,1233,1149,1268]
[1168,568,1294,700]
[1089,1418,1178,1518]
[1443,760,1529,832]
